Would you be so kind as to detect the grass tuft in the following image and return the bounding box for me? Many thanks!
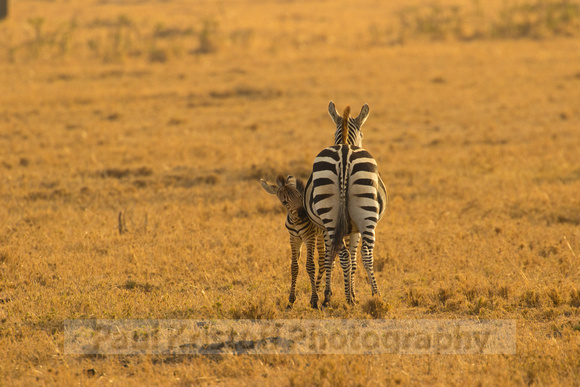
[361,296,390,318]
[570,289,580,307]
[546,288,563,306]
[521,289,543,308]
[229,297,279,320]
[406,288,424,307]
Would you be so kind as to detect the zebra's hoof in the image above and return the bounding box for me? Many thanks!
[310,300,318,309]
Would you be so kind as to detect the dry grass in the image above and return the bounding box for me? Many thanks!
[1,0,580,385]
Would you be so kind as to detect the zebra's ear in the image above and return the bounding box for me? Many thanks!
[286,175,296,187]
[328,101,342,126]
[356,104,370,126]
[260,179,278,195]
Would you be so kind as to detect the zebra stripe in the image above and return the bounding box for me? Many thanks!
[261,175,326,309]
[304,102,387,306]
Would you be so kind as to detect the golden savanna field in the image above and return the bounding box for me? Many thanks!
[1,0,580,384]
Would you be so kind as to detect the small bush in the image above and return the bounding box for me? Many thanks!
[197,18,220,54]
[148,47,168,63]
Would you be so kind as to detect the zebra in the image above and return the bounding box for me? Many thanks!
[304,101,387,306]
[261,174,326,309]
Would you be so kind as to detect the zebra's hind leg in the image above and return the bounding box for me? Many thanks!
[361,235,380,297]
[305,237,319,309]
[338,243,354,305]
[315,233,325,292]
[288,235,302,308]
[348,233,360,302]
[322,233,334,307]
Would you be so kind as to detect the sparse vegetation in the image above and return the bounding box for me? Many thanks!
[0,0,579,385]
[392,0,580,43]
[2,0,579,64]
[493,0,580,38]
[196,17,220,54]
[0,12,229,63]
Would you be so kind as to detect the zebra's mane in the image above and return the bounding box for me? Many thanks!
[275,174,286,187]
[295,178,306,196]
[275,174,306,197]
[341,106,351,144]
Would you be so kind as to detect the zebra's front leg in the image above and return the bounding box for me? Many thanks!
[305,237,319,309]
[361,235,380,297]
[348,233,360,302]
[288,236,302,308]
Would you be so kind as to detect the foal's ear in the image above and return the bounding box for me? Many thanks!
[260,179,278,195]
[328,101,342,126]
[355,104,370,126]
[286,175,296,187]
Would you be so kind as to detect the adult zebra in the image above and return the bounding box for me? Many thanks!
[304,102,387,306]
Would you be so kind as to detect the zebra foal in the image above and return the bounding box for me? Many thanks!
[261,175,325,309]
[304,102,387,306]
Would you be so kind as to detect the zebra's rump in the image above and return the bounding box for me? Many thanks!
[304,144,387,232]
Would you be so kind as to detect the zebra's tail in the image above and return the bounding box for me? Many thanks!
[341,106,351,144]
[329,176,349,260]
